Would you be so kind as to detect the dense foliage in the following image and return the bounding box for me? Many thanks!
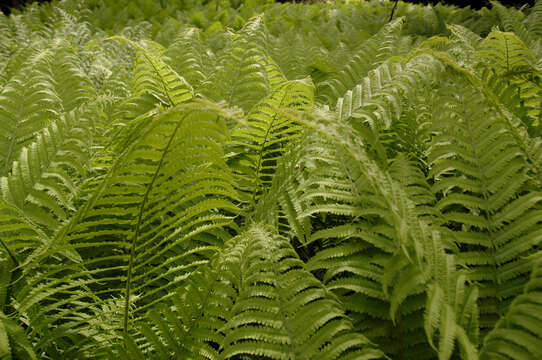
[0,0,541,359]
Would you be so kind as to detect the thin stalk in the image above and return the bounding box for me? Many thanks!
[123,115,184,338]
[389,0,399,21]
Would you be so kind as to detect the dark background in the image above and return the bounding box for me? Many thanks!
[0,0,536,15]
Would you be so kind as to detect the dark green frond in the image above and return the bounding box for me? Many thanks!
[480,252,542,360]
[122,224,386,360]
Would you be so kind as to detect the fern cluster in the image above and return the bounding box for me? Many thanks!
[0,0,542,359]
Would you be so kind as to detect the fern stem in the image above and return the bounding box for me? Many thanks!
[0,237,18,266]
[140,50,175,107]
[2,133,17,177]
[251,85,291,206]
[389,0,399,22]
[123,115,184,338]
[462,96,502,317]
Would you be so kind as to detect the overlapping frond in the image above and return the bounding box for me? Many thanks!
[335,54,444,130]
[0,1,541,359]
[0,106,92,232]
[317,17,406,105]
[13,103,239,356]
[119,224,385,360]
[207,15,286,112]
[109,36,194,107]
[0,61,60,176]
[428,77,542,334]
[164,27,209,93]
[228,78,314,207]
[267,112,479,359]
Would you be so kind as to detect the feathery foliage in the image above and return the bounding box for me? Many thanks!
[0,0,541,359]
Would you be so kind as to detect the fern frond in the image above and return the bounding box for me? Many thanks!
[0,310,37,360]
[13,102,239,356]
[428,77,542,334]
[480,252,542,360]
[526,0,542,37]
[228,78,314,206]
[0,64,61,176]
[164,27,208,92]
[287,113,478,359]
[122,224,386,360]
[1,106,92,232]
[108,36,194,107]
[491,1,536,48]
[207,15,287,111]
[335,54,444,131]
[317,17,406,105]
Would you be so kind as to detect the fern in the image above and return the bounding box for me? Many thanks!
[0,309,37,360]
[428,76,542,334]
[1,106,92,232]
[318,17,406,105]
[479,251,542,360]
[14,103,239,356]
[164,27,209,93]
[267,111,478,359]
[1,1,542,359]
[119,224,385,360]
[0,59,61,176]
[228,78,314,207]
[206,15,286,112]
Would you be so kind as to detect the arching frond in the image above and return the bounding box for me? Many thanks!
[119,224,386,360]
[13,102,239,356]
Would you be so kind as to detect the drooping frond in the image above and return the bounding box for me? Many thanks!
[119,224,386,360]
[276,113,479,359]
[1,1,541,359]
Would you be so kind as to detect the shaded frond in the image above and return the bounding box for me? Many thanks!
[121,224,386,360]
[480,252,542,360]
[207,15,287,111]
